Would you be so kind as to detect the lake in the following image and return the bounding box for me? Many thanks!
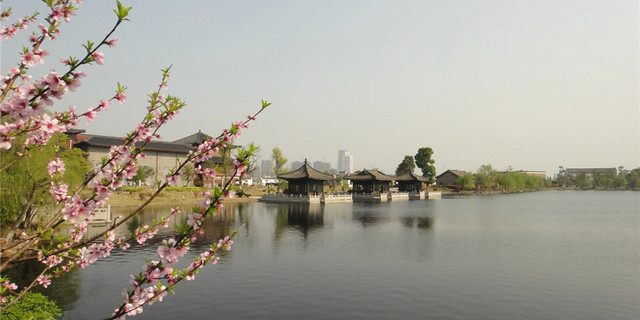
[30,191,640,319]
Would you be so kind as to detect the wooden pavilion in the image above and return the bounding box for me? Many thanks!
[396,171,430,192]
[277,159,334,195]
[345,169,396,194]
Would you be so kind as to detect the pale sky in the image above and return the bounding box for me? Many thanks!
[2,0,638,177]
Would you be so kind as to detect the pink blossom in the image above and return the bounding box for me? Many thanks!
[105,37,118,47]
[47,158,65,176]
[99,99,110,110]
[186,213,203,230]
[92,51,105,65]
[115,93,126,104]
[165,174,178,186]
[37,274,51,288]
[217,236,233,251]
[86,108,97,123]
[49,182,69,202]
[21,52,43,66]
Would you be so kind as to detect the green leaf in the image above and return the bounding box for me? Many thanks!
[114,0,132,20]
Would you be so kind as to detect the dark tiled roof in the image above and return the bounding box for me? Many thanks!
[278,162,334,181]
[174,131,239,150]
[345,169,396,181]
[75,135,193,153]
[173,130,213,146]
[396,171,430,182]
[436,170,467,178]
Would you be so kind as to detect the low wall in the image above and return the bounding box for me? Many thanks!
[389,192,410,201]
[259,194,321,204]
[426,191,442,199]
[322,194,352,203]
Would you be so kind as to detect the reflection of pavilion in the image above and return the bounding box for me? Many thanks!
[275,204,325,238]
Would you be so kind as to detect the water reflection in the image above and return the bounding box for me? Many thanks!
[274,204,325,239]
[401,216,434,230]
[7,260,80,312]
[351,203,390,227]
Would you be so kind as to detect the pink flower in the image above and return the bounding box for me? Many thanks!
[21,52,43,66]
[115,93,126,104]
[186,213,203,230]
[166,174,178,186]
[105,37,118,47]
[47,158,65,176]
[92,52,104,65]
[217,236,233,251]
[37,274,51,288]
[86,108,97,123]
[99,99,110,110]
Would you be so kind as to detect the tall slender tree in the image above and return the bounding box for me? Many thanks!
[271,147,288,174]
[415,147,436,184]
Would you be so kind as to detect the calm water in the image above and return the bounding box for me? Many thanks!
[29,191,640,319]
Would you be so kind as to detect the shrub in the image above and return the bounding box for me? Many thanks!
[2,292,61,320]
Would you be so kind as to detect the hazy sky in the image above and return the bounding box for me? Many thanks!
[2,1,638,176]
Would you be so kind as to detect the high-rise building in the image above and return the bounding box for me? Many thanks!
[291,161,304,170]
[260,159,274,177]
[337,150,353,174]
[313,161,331,173]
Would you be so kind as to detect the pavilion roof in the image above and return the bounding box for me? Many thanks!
[396,171,430,182]
[278,160,334,181]
[345,169,396,182]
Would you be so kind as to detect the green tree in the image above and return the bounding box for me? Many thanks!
[576,173,593,190]
[1,133,89,229]
[181,162,195,186]
[271,147,288,174]
[612,173,627,189]
[457,174,475,191]
[473,164,496,191]
[395,155,416,176]
[414,147,436,184]
[131,165,155,185]
[626,169,640,189]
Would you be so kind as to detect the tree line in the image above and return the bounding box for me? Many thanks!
[554,167,640,190]
[455,164,551,192]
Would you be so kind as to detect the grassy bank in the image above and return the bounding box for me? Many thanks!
[107,186,272,207]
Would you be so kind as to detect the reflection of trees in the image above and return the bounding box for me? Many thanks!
[6,260,80,312]
[401,216,434,230]
[351,203,388,227]
[194,203,247,247]
[274,204,325,240]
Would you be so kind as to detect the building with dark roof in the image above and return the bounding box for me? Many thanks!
[277,159,334,196]
[345,169,396,202]
[435,170,468,187]
[71,131,229,186]
[396,171,430,191]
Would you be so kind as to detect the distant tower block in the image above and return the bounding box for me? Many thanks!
[337,149,353,174]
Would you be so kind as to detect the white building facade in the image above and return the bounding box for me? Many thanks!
[337,149,354,174]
